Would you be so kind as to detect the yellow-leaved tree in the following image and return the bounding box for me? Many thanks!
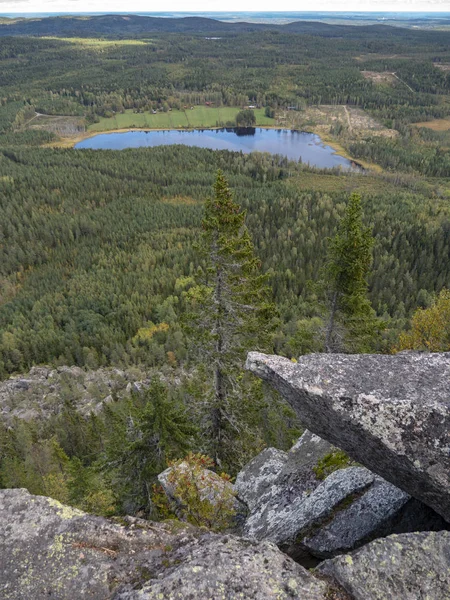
[396,289,450,352]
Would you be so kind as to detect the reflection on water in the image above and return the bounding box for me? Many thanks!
[76,128,359,170]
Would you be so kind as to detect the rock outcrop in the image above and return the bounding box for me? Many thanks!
[318,531,450,600]
[2,488,450,599]
[0,488,331,599]
[0,365,139,422]
[158,460,246,528]
[0,365,183,423]
[235,446,288,511]
[246,351,450,522]
[236,431,447,560]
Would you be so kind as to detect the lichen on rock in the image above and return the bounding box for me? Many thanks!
[246,351,450,522]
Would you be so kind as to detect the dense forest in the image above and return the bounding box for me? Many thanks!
[0,15,449,519]
[1,146,449,376]
[1,21,450,129]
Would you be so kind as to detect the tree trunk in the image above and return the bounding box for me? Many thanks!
[325,291,338,353]
[212,260,225,465]
[212,366,224,465]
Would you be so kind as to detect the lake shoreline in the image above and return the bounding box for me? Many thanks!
[73,127,363,171]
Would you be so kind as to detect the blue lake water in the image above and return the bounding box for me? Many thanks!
[75,128,357,170]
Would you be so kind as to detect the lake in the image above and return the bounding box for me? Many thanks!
[75,128,358,170]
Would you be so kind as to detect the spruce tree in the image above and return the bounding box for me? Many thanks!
[102,378,195,515]
[186,171,276,470]
[324,192,381,353]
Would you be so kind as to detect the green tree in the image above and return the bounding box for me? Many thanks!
[185,171,276,470]
[102,377,196,515]
[396,288,450,351]
[324,193,381,353]
[235,109,256,127]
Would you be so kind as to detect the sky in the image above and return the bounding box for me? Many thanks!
[1,1,450,14]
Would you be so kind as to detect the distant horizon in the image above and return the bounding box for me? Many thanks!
[2,10,450,15]
[2,6,450,17]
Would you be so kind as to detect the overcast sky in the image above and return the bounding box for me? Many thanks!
[1,0,450,14]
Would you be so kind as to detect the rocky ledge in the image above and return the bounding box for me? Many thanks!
[2,488,450,600]
[0,488,335,600]
[235,431,446,561]
[246,351,450,522]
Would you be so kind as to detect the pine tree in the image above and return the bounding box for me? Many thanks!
[185,171,276,470]
[324,192,381,353]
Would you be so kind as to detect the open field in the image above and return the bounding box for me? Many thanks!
[25,113,85,136]
[435,63,450,72]
[361,71,396,85]
[273,105,397,139]
[88,107,273,132]
[414,118,450,131]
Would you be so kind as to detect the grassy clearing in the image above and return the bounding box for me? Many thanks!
[42,36,152,47]
[414,118,450,131]
[287,171,394,194]
[25,114,85,136]
[361,71,396,86]
[88,107,273,132]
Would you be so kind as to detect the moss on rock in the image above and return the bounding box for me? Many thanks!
[313,451,354,481]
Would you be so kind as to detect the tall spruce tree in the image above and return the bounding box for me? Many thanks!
[186,171,276,470]
[324,192,381,353]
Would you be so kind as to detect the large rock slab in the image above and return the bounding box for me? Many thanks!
[3,488,450,600]
[244,465,373,544]
[0,488,331,600]
[237,430,447,560]
[236,431,335,519]
[302,477,446,559]
[318,530,450,600]
[119,534,330,600]
[246,351,450,522]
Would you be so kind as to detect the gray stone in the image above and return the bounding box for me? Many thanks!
[0,365,144,423]
[318,530,450,600]
[119,535,330,600]
[158,461,236,509]
[283,430,335,477]
[246,351,450,522]
[29,366,51,378]
[244,466,374,545]
[0,488,331,600]
[303,477,447,559]
[57,365,85,377]
[234,447,288,510]
[238,430,336,520]
[237,430,447,560]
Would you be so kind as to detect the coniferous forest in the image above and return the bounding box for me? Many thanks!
[0,14,449,518]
